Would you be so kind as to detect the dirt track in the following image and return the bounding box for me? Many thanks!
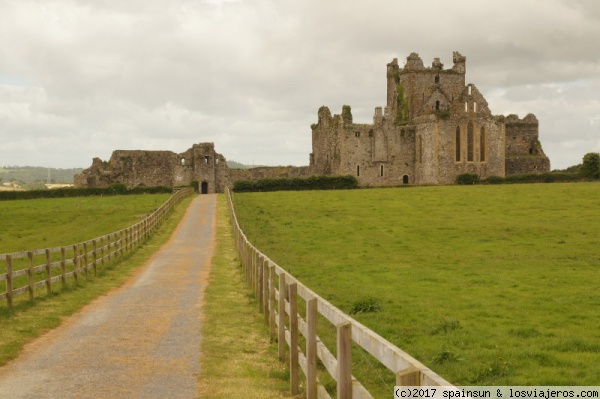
[0,194,216,399]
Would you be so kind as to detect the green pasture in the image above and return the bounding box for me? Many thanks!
[0,194,173,296]
[232,183,600,387]
[0,194,171,255]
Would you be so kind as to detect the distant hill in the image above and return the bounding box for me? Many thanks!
[226,160,251,169]
[0,166,83,190]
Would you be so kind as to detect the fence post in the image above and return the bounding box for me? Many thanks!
[45,249,52,295]
[92,240,97,276]
[289,283,299,396]
[263,259,269,325]
[306,297,318,399]
[6,255,13,309]
[253,250,258,296]
[396,368,420,386]
[245,243,251,287]
[269,264,276,341]
[27,251,34,301]
[83,243,89,279]
[72,245,79,284]
[117,231,122,257]
[278,273,286,362]
[337,322,352,399]
[100,236,105,268]
[258,255,264,313]
[60,247,67,288]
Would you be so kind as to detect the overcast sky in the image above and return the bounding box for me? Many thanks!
[0,0,599,170]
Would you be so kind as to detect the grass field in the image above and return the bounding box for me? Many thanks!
[0,194,171,255]
[232,183,600,387]
[0,193,193,366]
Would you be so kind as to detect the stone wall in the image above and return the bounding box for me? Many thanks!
[504,113,550,175]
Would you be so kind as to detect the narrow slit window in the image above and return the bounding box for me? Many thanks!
[357,165,360,176]
[455,127,461,162]
[380,165,384,177]
[467,122,474,162]
[435,100,440,110]
[480,127,486,162]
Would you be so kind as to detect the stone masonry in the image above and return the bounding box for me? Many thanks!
[75,51,550,192]
[310,52,550,185]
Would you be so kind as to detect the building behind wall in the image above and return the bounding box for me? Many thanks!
[309,51,550,185]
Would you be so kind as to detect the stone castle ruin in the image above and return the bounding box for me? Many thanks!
[75,52,550,192]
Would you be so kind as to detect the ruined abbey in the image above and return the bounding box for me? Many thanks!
[75,52,550,192]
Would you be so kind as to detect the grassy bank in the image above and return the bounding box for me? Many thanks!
[0,194,171,254]
[198,195,289,398]
[232,183,600,387]
[0,194,194,365]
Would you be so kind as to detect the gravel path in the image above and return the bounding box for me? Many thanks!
[0,194,216,399]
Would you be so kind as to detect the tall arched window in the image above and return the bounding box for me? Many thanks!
[467,122,474,162]
[480,127,486,162]
[455,127,461,162]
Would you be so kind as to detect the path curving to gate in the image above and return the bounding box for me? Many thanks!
[0,194,216,399]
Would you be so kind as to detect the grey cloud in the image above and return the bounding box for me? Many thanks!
[0,0,598,170]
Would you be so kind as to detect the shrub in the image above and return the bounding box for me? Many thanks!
[232,175,358,193]
[456,173,480,185]
[483,175,504,184]
[0,185,173,201]
[349,297,381,315]
[579,152,600,179]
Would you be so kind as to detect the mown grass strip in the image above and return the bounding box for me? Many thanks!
[198,195,289,398]
[0,195,194,366]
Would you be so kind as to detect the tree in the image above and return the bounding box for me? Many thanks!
[579,152,600,179]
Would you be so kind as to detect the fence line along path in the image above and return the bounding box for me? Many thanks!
[0,194,217,399]
[226,188,455,399]
[0,189,192,308]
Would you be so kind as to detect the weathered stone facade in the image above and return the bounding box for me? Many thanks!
[74,143,314,193]
[310,52,550,186]
[75,51,550,192]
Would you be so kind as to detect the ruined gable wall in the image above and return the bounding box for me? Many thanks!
[504,114,550,175]
[434,115,505,184]
[75,150,178,187]
[311,102,418,186]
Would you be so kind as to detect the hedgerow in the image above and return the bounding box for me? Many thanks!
[232,175,358,192]
[0,184,174,201]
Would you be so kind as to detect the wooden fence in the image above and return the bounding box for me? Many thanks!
[0,188,193,308]
[226,188,454,398]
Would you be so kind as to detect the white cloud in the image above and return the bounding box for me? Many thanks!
[0,0,598,170]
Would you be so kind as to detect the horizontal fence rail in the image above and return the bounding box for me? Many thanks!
[1,188,193,308]
[226,188,454,398]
